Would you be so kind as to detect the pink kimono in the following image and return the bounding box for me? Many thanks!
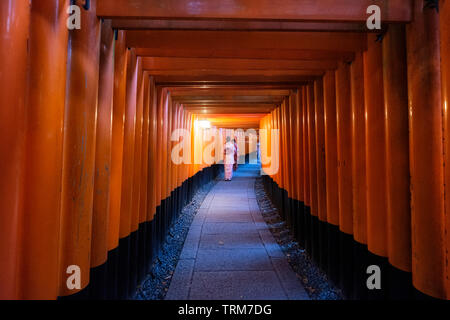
[224,142,235,180]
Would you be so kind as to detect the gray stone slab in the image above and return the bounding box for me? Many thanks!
[271,258,310,300]
[208,204,250,211]
[165,259,195,300]
[195,248,272,271]
[180,238,200,259]
[189,271,287,300]
[259,229,284,258]
[202,222,259,235]
[207,208,250,215]
[205,213,254,223]
[191,214,206,226]
[199,233,264,250]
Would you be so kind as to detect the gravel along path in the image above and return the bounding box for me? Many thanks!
[254,177,343,300]
[134,180,216,300]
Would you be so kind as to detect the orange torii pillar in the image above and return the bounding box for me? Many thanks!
[307,83,319,265]
[441,0,450,301]
[323,71,340,285]
[107,30,128,300]
[382,25,412,299]
[90,20,115,300]
[289,95,297,231]
[118,49,137,299]
[335,61,354,298]
[147,77,158,273]
[282,99,292,226]
[162,92,170,241]
[407,0,445,299]
[294,89,305,247]
[0,0,29,300]
[302,87,312,255]
[154,87,164,258]
[314,80,328,271]
[274,107,283,213]
[364,33,388,300]
[350,51,368,300]
[59,0,101,299]
[172,104,181,222]
[138,72,151,283]
[158,89,170,249]
[129,57,144,295]
[21,0,68,300]
[288,92,298,240]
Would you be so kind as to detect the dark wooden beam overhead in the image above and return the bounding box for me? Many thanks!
[142,57,338,71]
[160,84,305,90]
[184,106,274,114]
[153,75,319,83]
[147,69,324,77]
[136,47,355,61]
[127,30,367,52]
[183,105,278,113]
[98,0,412,23]
[111,19,381,32]
[169,88,291,97]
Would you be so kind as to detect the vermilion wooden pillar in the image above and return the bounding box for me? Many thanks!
[295,89,305,246]
[140,73,150,226]
[302,87,311,254]
[323,70,340,285]
[289,93,296,202]
[335,62,353,238]
[147,78,158,222]
[129,57,143,295]
[382,25,412,298]
[138,72,150,280]
[350,52,368,299]
[131,57,144,236]
[314,81,326,222]
[120,49,137,240]
[288,92,298,237]
[441,0,450,300]
[90,21,115,299]
[350,52,367,248]
[107,30,128,299]
[165,95,173,232]
[323,71,339,228]
[314,79,327,271]
[364,33,388,260]
[335,61,353,297]
[146,77,157,274]
[0,0,30,300]
[155,87,164,218]
[162,92,170,205]
[20,0,68,300]
[161,91,169,204]
[59,0,101,297]
[307,84,318,264]
[276,106,283,208]
[407,0,445,299]
[307,84,318,217]
[282,99,291,224]
[117,48,137,299]
[364,33,388,300]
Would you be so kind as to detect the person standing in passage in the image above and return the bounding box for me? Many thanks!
[233,137,239,171]
[224,137,235,181]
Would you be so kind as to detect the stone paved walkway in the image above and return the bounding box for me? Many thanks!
[166,164,309,300]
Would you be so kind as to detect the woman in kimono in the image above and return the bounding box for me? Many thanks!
[223,137,235,181]
[233,137,239,171]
